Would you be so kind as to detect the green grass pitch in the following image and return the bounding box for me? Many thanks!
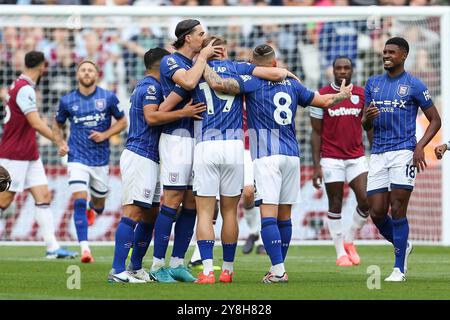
[1,245,450,300]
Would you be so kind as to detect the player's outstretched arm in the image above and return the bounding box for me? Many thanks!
[89,116,127,143]
[158,91,184,112]
[251,67,299,82]
[435,143,448,160]
[51,118,69,156]
[25,111,54,142]
[310,79,352,109]
[145,100,206,126]
[310,116,323,189]
[172,42,222,91]
[414,105,441,172]
[203,65,241,95]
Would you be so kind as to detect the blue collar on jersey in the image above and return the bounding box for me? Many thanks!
[77,86,98,99]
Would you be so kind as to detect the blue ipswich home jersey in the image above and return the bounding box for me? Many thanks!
[160,52,194,137]
[240,76,315,160]
[126,75,163,163]
[365,71,433,154]
[56,86,124,166]
[191,59,255,144]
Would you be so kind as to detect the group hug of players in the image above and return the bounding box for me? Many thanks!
[0,18,448,284]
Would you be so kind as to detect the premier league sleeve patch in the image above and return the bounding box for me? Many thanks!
[95,99,106,111]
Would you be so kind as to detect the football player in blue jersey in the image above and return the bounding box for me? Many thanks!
[362,37,441,282]
[106,48,206,283]
[53,60,127,263]
[150,19,221,283]
[203,44,352,283]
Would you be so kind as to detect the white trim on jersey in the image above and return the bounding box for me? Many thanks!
[16,85,37,115]
[309,106,323,119]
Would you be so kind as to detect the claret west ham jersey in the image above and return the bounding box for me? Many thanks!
[365,71,433,154]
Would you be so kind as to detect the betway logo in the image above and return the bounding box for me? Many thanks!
[328,107,362,117]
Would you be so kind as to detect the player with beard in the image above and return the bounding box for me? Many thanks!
[0,51,77,259]
[52,60,127,263]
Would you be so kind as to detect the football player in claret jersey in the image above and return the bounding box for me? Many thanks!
[53,60,127,263]
[150,19,220,283]
[107,48,205,283]
[310,56,369,267]
[362,37,441,281]
[206,44,352,283]
[0,51,77,259]
[435,141,450,159]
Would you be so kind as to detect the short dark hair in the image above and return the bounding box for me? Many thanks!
[172,19,201,49]
[332,56,353,68]
[385,37,409,54]
[144,47,171,70]
[202,35,226,48]
[24,51,45,69]
[252,44,275,63]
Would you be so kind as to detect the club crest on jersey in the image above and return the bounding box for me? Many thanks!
[169,172,179,183]
[147,85,156,95]
[72,105,79,111]
[397,85,410,97]
[350,95,359,105]
[143,188,151,199]
[95,99,106,111]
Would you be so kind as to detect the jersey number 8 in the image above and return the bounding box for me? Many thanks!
[273,92,292,126]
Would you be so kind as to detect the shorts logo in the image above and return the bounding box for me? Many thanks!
[350,95,359,105]
[95,99,106,111]
[397,85,410,97]
[143,189,151,199]
[147,85,156,95]
[169,172,179,183]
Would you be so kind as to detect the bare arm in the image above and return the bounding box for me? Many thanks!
[362,102,379,131]
[310,116,323,189]
[26,111,54,142]
[158,91,184,112]
[145,101,206,126]
[172,42,221,90]
[52,118,69,156]
[203,65,241,95]
[414,105,441,172]
[310,79,352,109]
[89,116,127,143]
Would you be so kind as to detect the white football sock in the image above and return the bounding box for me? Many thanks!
[34,205,60,252]
[222,261,234,273]
[202,259,213,275]
[151,257,165,271]
[169,256,184,268]
[190,243,201,263]
[345,207,369,243]
[271,263,286,277]
[80,241,90,253]
[327,215,346,258]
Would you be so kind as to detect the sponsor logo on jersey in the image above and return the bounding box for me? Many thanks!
[328,107,362,117]
[350,95,360,105]
[95,99,106,111]
[397,84,410,97]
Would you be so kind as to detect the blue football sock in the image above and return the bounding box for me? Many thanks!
[261,217,283,266]
[222,242,237,263]
[197,240,215,261]
[130,221,154,270]
[112,217,137,274]
[153,205,177,259]
[392,217,409,273]
[278,219,292,262]
[172,207,196,259]
[73,198,88,242]
[374,215,394,243]
[89,201,104,215]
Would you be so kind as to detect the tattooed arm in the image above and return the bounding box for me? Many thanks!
[203,65,241,95]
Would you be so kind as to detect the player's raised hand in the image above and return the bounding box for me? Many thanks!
[339,78,352,99]
[199,40,222,60]
[286,70,301,83]
[58,142,69,157]
[89,130,108,143]
[182,99,206,120]
[312,166,323,189]
[434,144,447,160]
[363,102,380,121]
[413,143,427,173]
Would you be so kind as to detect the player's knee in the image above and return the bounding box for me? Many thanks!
[242,186,254,208]
[390,200,405,220]
[164,191,184,209]
[328,197,342,213]
[43,190,52,204]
